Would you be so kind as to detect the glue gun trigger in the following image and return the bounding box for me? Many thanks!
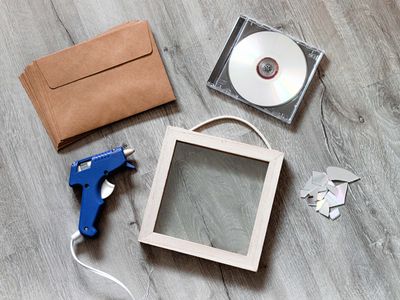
[101,179,115,199]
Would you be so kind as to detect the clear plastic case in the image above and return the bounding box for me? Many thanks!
[207,15,324,124]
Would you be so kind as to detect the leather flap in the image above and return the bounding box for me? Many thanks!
[36,21,153,88]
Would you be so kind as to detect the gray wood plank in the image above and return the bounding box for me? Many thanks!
[0,0,399,299]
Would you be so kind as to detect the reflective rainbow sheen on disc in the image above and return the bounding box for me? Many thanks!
[228,31,307,107]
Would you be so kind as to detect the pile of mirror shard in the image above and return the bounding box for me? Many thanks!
[300,167,360,220]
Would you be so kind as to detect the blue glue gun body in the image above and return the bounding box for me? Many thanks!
[69,147,135,237]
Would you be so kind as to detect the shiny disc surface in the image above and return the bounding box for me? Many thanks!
[228,31,307,107]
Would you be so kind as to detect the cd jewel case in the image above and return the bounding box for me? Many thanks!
[207,15,325,124]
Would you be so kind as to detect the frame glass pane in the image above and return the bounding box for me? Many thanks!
[154,141,269,255]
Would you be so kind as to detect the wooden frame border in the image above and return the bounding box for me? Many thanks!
[139,126,284,271]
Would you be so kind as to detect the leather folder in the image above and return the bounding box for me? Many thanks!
[20,21,175,150]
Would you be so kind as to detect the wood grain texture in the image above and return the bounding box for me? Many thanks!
[155,141,268,255]
[0,0,399,299]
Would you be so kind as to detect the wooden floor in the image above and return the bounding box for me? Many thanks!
[1,0,399,299]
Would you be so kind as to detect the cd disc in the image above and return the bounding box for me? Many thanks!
[228,31,307,107]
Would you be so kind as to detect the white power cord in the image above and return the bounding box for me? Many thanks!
[190,115,272,149]
[70,231,135,300]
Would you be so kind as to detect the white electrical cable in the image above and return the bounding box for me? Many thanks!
[190,115,272,149]
[70,231,135,300]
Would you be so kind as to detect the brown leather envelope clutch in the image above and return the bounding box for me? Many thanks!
[20,21,175,150]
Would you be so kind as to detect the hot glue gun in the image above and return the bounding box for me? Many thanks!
[69,146,136,299]
[69,146,135,237]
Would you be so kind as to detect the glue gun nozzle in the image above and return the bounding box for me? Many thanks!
[123,148,135,157]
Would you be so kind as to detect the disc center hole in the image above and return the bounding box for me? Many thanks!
[257,57,279,79]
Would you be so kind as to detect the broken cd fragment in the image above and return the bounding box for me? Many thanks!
[300,166,360,220]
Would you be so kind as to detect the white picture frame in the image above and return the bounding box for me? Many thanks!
[139,126,284,271]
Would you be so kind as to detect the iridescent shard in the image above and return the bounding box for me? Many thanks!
[327,166,360,183]
[300,167,359,220]
[329,208,341,220]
